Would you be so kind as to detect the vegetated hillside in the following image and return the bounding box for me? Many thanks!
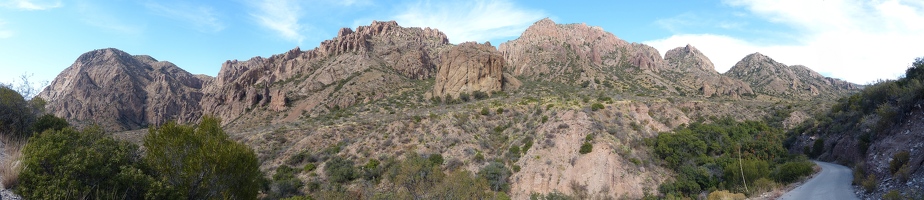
[31,19,860,199]
[789,58,924,199]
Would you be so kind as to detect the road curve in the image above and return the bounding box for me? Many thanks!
[778,161,859,200]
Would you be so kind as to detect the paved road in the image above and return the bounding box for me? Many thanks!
[778,161,859,200]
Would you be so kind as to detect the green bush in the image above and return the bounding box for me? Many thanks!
[579,142,593,154]
[723,159,770,190]
[304,163,317,172]
[811,139,824,158]
[890,151,910,174]
[882,190,903,200]
[144,116,261,199]
[17,127,170,199]
[862,174,877,192]
[429,153,444,166]
[270,165,303,198]
[459,92,471,102]
[590,103,604,111]
[773,161,814,183]
[481,107,490,115]
[496,107,504,114]
[473,91,489,100]
[325,157,357,184]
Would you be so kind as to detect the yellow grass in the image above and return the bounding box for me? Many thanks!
[0,134,26,189]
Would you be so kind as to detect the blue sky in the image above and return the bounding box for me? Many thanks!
[2,0,923,93]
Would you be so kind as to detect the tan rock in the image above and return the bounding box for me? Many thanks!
[432,42,512,98]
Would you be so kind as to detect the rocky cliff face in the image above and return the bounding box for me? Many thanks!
[37,48,206,131]
[662,45,754,98]
[499,18,666,86]
[200,20,452,125]
[725,53,858,99]
[431,42,519,98]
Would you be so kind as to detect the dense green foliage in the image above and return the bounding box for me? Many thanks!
[480,161,511,192]
[17,127,169,199]
[652,118,810,197]
[144,116,261,199]
[30,114,69,134]
[890,151,910,175]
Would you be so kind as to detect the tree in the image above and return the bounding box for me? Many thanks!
[0,86,35,138]
[143,116,261,199]
[31,114,69,134]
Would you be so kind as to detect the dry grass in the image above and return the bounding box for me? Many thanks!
[0,134,26,189]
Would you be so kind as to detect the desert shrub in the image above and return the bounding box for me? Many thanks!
[474,152,485,163]
[144,116,261,199]
[459,92,471,102]
[724,159,770,190]
[531,192,574,200]
[579,142,593,154]
[428,153,444,166]
[480,161,510,192]
[325,157,357,184]
[18,127,170,199]
[753,178,776,194]
[481,107,490,115]
[522,137,534,153]
[473,91,489,100]
[509,145,521,156]
[541,116,548,123]
[304,163,317,172]
[862,174,877,192]
[590,103,604,111]
[882,190,903,200]
[706,190,745,200]
[496,107,504,114]
[772,160,814,183]
[890,151,910,174]
[270,165,304,198]
[811,139,824,158]
[30,114,68,134]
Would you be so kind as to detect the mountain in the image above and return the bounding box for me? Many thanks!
[725,52,858,99]
[499,18,672,94]
[33,19,866,199]
[662,44,754,98]
[37,48,208,131]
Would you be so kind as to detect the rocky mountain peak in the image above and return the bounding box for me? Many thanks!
[38,48,206,131]
[665,44,715,73]
[726,53,858,99]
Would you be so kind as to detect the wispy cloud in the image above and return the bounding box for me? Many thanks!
[393,0,544,44]
[144,1,225,33]
[646,0,924,84]
[77,2,143,35]
[0,0,62,10]
[248,0,304,43]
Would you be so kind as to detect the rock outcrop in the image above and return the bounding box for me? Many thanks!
[662,44,754,98]
[725,52,858,99]
[200,20,452,125]
[499,18,666,85]
[432,42,518,98]
[37,48,206,131]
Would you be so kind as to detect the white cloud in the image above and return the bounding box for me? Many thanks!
[648,0,924,84]
[0,0,62,10]
[249,0,304,43]
[77,2,144,35]
[144,1,225,33]
[393,0,544,44]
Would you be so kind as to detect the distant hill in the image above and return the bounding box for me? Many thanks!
[725,52,858,100]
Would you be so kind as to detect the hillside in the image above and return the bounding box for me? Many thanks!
[789,58,924,199]
[31,19,862,199]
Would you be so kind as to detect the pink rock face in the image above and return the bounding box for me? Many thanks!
[37,48,206,131]
[432,42,511,98]
[663,44,754,98]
